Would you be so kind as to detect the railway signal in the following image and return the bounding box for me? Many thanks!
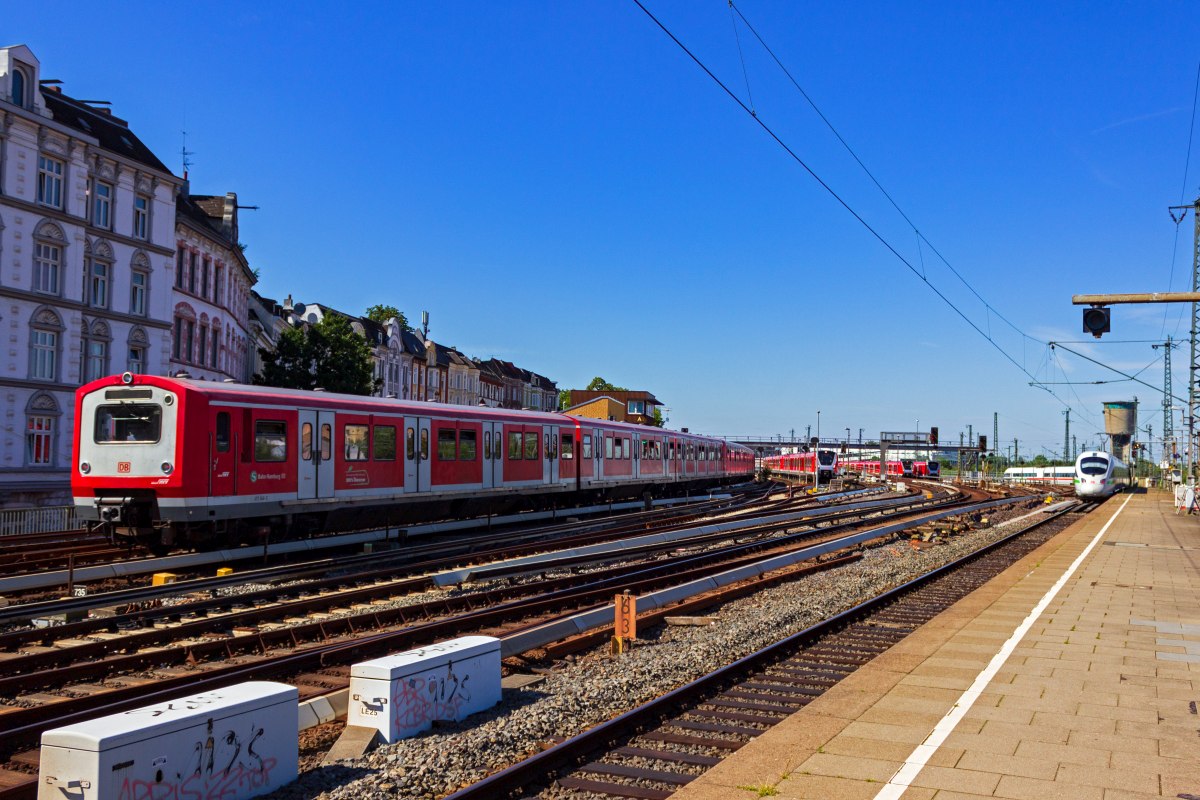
[1082,306,1110,339]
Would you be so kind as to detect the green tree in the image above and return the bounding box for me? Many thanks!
[559,389,572,410]
[586,376,628,392]
[1031,454,1049,467]
[365,304,408,330]
[256,313,379,395]
[649,406,666,427]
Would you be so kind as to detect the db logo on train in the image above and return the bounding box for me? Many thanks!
[118,462,131,474]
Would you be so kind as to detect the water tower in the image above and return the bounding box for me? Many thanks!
[1102,400,1137,463]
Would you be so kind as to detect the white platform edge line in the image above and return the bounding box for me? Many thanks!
[871,492,1133,800]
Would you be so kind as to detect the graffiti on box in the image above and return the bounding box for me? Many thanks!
[394,662,472,729]
[113,719,278,800]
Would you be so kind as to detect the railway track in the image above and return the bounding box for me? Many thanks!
[442,497,1090,800]
[0,486,1004,791]
[0,487,768,597]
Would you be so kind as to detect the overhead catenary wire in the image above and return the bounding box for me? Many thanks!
[1162,59,1200,337]
[632,0,1077,415]
[727,1,1029,343]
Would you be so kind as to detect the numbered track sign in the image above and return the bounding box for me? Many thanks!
[614,593,637,641]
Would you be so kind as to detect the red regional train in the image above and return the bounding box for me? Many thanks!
[761,450,838,484]
[840,460,940,479]
[73,374,755,546]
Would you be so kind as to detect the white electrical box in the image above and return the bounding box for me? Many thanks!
[348,635,501,741]
[38,682,298,800]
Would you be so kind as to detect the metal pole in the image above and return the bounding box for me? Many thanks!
[1192,198,1200,483]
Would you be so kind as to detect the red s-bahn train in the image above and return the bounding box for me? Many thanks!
[839,459,940,478]
[73,374,755,546]
[760,451,839,484]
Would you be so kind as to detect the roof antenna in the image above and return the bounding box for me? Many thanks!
[180,129,195,179]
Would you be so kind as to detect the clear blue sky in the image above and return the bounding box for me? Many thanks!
[12,1,1200,458]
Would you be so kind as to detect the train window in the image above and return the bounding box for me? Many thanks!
[508,432,523,460]
[605,436,613,459]
[406,427,416,460]
[374,426,396,461]
[562,434,574,459]
[552,433,559,459]
[345,424,370,461]
[216,412,230,453]
[254,420,287,462]
[420,428,429,460]
[94,403,162,443]
[459,430,477,460]
[524,432,538,460]
[582,435,592,459]
[438,429,457,460]
[544,433,550,459]
[494,435,503,460]
[484,431,492,459]
[301,423,313,461]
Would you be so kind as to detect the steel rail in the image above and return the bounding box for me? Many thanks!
[442,501,1083,800]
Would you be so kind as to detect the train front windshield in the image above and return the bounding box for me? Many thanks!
[1078,457,1108,476]
[94,403,162,443]
[818,450,835,466]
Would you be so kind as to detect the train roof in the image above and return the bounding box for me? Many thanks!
[80,374,744,447]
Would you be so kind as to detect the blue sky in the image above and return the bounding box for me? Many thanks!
[12,1,1200,457]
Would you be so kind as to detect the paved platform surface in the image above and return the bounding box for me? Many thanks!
[672,490,1200,800]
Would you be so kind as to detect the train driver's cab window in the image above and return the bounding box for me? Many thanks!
[438,429,457,460]
[1079,457,1108,475]
[508,432,523,460]
[254,420,287,462]
[582,434,592,459]
[94,403,162,443]
[374,425,396,460]
[524,432,538,460]
[345,424,369,461]
[302,422,313,461]
[562,434,574,459]
[216,412,230,452]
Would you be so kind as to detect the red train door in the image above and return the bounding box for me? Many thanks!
[297,410,335,500]
[210,409,235,496]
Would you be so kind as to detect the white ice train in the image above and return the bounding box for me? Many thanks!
[1074,450,1132,499]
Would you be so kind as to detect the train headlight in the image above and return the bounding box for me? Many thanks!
[79,461,91,474]
[161,462,174,475]
[121,371,134,385]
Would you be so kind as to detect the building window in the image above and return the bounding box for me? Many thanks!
[198,326,207,368]
[188,252,197,294]
[37,156,64,208]
[133,195,149,239]
[33,242,61,295]
[175,249,185,289]
[130,270,147,315]
[26,416,53,465]
[89,260,109,308]
[30,329,57,380]
[12,67,26,108]
[201,257,210,300]
[93,181,112,229]
[211,330,218,368]
[128,345,145,373]
[85,338,107,382]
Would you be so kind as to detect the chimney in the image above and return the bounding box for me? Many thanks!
[222,193,238,243]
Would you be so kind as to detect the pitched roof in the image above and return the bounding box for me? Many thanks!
[41,88,171,174]
[568,389,661,405]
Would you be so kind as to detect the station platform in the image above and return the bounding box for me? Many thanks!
[672,490,1200,800]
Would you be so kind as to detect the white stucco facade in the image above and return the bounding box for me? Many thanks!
[0,45,179,505]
